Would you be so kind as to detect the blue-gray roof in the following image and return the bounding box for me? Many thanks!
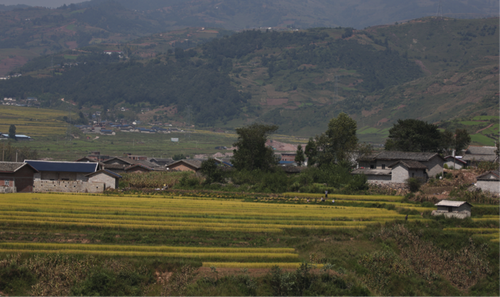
[26,160,98,173]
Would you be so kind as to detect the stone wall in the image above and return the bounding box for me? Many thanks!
[0,186,16,193]
[33,180,105,193]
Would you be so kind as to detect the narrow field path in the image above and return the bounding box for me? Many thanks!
[475,123,493,134]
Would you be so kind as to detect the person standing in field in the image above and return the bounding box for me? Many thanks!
[332,199,335,204]
[325,190,328,200]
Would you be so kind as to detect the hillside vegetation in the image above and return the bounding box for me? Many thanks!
[1,17,497,144]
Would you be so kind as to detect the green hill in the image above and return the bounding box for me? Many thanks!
[0,17,498,144]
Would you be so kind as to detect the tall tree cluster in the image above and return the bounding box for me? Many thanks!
[385,119,471,153]
[305,113,358,167]
[231,123,279,172]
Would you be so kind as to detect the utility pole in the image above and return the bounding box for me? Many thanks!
[436,0,443,19]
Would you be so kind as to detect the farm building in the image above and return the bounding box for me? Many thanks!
[0,162,38,193]
[358,151,444,178]
[167,159,203,172]
[443,156,467,169]
[389,160,428,183]
[462,146,498,167]
[86,170,121,189]
[432,200,472,219]
[25,160,108,193]
[101,157,156,174]
[124,164,152,174]
[475,170,499,194]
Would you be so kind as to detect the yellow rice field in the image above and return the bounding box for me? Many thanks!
[0,192,429,265]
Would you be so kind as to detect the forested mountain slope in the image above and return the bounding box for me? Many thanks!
[0,17,498,143]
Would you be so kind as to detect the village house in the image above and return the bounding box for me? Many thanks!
[86,169,122,189]
[475,170,499,194]
[432,200,472,219]
[124,164,152,174]
[358,151,444,177]
[353,151,444,187]
[443,155,467,169]
[25,160,118,193]
[462,146,498,167]
[167,159,203,173]
[0,162,38,193]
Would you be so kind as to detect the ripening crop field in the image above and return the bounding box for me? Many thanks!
[0,105,71,137]
[0,192,430,266]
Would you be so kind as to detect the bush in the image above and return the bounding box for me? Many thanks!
[70,269,149,296]
[406,177,423,193]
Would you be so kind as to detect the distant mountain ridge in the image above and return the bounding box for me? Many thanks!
[79,0,498,29]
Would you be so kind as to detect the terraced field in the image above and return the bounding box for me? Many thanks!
[0,192,430,267]
[0,105,70,137]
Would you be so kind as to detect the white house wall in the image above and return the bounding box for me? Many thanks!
[445,160,463,169]
[476,180,500,194]
[89,173,117,189]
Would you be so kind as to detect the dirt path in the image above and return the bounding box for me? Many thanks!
[475,123,493,134]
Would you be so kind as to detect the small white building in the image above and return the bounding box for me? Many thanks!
[432,200,472,219]
[443,156,467,170]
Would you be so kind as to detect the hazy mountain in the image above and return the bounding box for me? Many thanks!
[76,0,500,29]
[2,17,498,143]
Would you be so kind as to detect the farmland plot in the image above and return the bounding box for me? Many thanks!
[0,192,426,266]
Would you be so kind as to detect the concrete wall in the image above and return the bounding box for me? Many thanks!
[33,180,104,193]
[444,160,464,169]
[391,165,409,183]
[476,180,500,194]
[88,173,117,189]
[422,156,444,178]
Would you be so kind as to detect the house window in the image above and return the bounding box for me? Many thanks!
[381,164,385,169]
[5,180,9,186]
[412,173,415,177]
[370,165,375,169]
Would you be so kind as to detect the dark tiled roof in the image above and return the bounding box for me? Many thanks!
[444,156,467,164]
[476,170,500,181]
[86,169,122,179]
[125,164,152,172]
[461,154,498,162]
[26,160,98,173]
[389,160,427,169]
[0,162,38,173]
[168,159,203,169]
[375,151,441,162]
[466,146,496,155]
[102,157,135,165]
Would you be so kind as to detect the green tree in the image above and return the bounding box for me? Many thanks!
[304,137,318,166]
[385,119,441,152]
[231,123,278,172]
[309,113,358,166]
[8,125,16,141]
[454,128,471,153]
[294,144,305,166]
[200,158,224,184]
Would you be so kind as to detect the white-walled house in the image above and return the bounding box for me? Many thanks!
[475,170,499,194]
